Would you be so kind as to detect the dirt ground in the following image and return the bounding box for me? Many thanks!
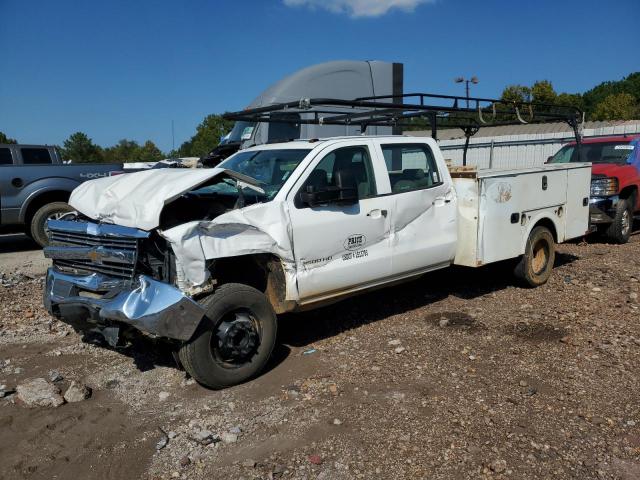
[1,234,639,480]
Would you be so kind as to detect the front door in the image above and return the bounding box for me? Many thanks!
[287,142,393,301]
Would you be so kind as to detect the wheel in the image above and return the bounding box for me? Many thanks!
[514,226,555,287]
[178,283,277,389]
[30,202,74,247]
[605,197,633,244]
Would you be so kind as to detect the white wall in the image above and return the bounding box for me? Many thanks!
[437,122,640,170]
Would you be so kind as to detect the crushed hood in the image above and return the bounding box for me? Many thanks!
[69,168,260,230]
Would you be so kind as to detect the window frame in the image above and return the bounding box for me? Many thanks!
[380,142,443,195]
[20,147,53,165]
[293,143,378,209]
[0,147,14,166]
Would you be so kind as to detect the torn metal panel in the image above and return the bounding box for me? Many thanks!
[68,168,262,231]
[160,202,299,297]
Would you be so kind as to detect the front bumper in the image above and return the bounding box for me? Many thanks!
[44,268,205,342]
[589,195,619,225]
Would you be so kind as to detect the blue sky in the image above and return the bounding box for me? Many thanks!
[1,0,638,152]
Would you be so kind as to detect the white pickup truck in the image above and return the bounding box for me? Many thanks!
[43,135,590,388]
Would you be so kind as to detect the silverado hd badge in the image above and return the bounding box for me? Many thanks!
[344,234,367,251]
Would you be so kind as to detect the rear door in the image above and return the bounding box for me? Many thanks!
[1,147,56,224]
[0,146,16,222]
[372,139,457,275]
[287,141,394,301]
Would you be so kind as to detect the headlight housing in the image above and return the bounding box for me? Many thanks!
[590,177,618,196]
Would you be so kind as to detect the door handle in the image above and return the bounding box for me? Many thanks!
[433,196,451,205]
[11,177,23,188]
[367,209,387,218]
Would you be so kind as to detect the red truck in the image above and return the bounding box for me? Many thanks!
[549,135,640,243]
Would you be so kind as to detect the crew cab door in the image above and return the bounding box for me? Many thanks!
[371,139,457,275]
[0,146,16,222]
[287,141,393,301]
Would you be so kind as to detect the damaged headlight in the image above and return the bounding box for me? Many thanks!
[590,177,618,196]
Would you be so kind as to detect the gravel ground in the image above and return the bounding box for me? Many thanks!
[0,236,639,479]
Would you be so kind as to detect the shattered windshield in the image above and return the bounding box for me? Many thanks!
[550,141,635,164]
[205,148,311,201]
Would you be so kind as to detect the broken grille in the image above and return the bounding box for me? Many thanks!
[44,220,149,280]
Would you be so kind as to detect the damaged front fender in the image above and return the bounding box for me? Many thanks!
[160,202,299,300]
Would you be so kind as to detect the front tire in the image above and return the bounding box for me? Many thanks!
[514,226,555,287]
[30,202,74,247]
[178,283,277,389]
[605,197,633,244]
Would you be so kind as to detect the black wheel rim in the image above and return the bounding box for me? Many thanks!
[211,309,262,368]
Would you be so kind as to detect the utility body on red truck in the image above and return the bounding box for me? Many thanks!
[549,135,640,243]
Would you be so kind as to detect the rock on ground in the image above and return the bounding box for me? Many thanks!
[63,381,92,403]
[16,378,64,408]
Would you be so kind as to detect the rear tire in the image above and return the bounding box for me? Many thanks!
[30,202,74,247]
[514,226,555,287]
[605,198,633,244]
[178,283,277,389]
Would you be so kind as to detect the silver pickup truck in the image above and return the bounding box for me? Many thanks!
[0,144,122,246]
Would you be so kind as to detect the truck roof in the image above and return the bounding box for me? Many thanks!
[0,143,56,148]
[240,135,427,151]
[565,134,640,146]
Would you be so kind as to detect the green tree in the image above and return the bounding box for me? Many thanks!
[531,80,557,105]
[556,93,584,111]
[178,114,233,157]
[138,140,164,162]
[592,93,639,121]
[0,131,17,144]
[501,85,531,103]
[61,131,103,163]
[103,139,141,163]
[582,72,640,118]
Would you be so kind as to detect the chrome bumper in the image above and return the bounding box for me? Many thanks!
[589,196,619,224]
[44,268,205,342]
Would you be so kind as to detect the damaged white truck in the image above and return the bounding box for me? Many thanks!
[43,94,590,388]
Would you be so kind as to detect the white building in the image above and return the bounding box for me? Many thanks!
[405,120,640,170]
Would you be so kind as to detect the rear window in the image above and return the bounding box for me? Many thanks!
[0,148,12,165]
[21,148,52,165]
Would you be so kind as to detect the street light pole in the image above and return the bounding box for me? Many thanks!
[454,76,479,108]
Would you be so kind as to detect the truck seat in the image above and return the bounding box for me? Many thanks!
[333,152,374,197]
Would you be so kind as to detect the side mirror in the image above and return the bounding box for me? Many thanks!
[545,156,554,164]
[300,169,359,207]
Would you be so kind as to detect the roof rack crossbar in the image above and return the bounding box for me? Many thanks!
[223,93,583,144]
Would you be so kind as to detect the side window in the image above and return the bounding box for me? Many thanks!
[268,113,301,143]
[0,148,12,165]
[297,145,377,207]
[21,148,52,165]
[381,144,441,193]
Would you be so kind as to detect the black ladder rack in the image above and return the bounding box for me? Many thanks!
[223,92,583,166]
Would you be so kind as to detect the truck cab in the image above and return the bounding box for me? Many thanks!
[548,135,640,243]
